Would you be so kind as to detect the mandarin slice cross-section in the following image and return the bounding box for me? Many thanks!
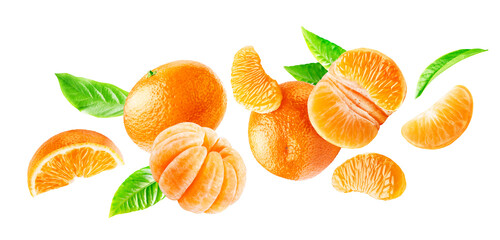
[308,48,406,148]
[149,122,246,214]
[27,129,124,196]
[402,85,473,149]
[231,46,283,113]
[332,153,406,200]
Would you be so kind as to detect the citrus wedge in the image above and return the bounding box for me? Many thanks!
[332,153,406,200]
[401,85,473,149]
[28,129,124,196]
[231,46,282,113]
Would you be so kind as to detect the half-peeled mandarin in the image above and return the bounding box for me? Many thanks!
[308,48,406,148]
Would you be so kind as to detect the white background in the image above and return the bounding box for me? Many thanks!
[1,0,499,239]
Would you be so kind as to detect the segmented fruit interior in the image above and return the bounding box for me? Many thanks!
[332,153,406,200]
[308,48,406,149]
[231,46,282,113]
[401,85,473,149]
[308,74,385,148]
[333,48,406,111]
[34,145,119,195]
[150,122,245,213]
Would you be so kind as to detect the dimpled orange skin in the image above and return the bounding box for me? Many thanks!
[28,129,123,196]
[248,81,341,180]
[332,153,406,200]
[150,122,246,214]
[124,60,227,152]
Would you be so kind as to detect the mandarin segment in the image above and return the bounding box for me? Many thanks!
[402,85,473,149]
[218,147,246,201]
[28,129,124,196]
[332,153,406,200]
[157,146,207,200]
[150,131,205,183]
[231,46,283,113]
[308,48,406,148]
[205,161,238,213]
[308,74,381,148]
[248,81,340,180]
[178,152,224,213]
[124,60,227,152]
[332,48,406,111]
[149,122,246,213]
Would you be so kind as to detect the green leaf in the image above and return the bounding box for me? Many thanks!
[416,48,487,98]
[109,166,165,218]
[55,73,129,118]
[284,63,328,85]
[301,27,346,69]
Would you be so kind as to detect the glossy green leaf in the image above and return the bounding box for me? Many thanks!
[284,62,328,85]
[416,48,487,98]
[56,73,129,118]
[301,27,346,69]
[109,166,165,217]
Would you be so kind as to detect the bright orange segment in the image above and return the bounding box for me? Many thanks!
[178,152,224,213]
[150,122,246,214]
[308,48,406,148]
[205,161,238,213]
[332,153,406,200]
[333,48,406,111]
[248,81,341,180]
[402,85,473,149]
[231,46,283,113]
[28,130,124,196]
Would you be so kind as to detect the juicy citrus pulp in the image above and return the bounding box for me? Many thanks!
[308,48,406,148]
[332,153,406,200]
[149,122,246,213]
[402,85,473,149]
[28,130,123,196]
[231,46,282,113]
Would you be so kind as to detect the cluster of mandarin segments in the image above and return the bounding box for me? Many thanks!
[231,46,407,200]
[308,48,407,148]
[149,122,246,213]
[332,153,406,200]
[28,129,124,196]
[402,85,473,149]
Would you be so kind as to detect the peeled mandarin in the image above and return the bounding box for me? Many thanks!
[150,122,246,213]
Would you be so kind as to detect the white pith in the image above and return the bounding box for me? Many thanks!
[29,143,124,196]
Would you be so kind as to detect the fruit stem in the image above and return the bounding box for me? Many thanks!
[147,70,157,78]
